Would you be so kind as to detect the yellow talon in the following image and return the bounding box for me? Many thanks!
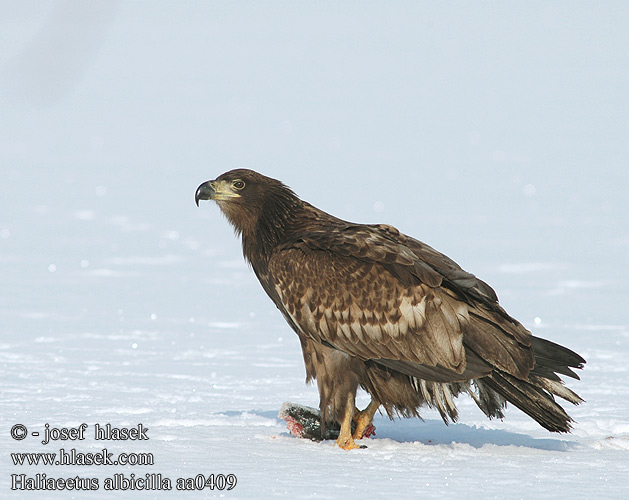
[335,435,360,450]
[352,399,380,440]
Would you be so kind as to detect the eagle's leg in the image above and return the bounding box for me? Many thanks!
[352,398,379,440]
[335,393,360,450]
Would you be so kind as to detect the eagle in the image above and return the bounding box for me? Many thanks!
[195,169,585,450]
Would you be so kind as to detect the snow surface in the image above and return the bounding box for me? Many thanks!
[1,2,628,499]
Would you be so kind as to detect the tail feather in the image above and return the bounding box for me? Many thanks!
[476,336,585,433]
[528,373,583,405]
[482,370,576,433]
[385,334,585,433]
[530,336,585,380]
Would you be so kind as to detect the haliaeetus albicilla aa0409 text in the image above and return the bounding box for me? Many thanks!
[195,169,585,450]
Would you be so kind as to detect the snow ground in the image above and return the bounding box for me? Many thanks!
[1,2,628,499]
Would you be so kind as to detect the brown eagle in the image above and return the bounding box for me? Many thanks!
[195,169,585,450]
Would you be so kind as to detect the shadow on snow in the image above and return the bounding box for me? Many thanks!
[231,409,576,452]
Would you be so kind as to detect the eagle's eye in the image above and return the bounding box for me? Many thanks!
[232,180,245,190]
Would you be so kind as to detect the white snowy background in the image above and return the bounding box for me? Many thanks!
[1,1,628,499]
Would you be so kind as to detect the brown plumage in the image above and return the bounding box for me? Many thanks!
[195,169,585,449]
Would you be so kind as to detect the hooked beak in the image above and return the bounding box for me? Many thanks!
[195,181,216,206]
[195,180,242,206]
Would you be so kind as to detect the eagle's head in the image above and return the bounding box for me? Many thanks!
[195,169,299,241]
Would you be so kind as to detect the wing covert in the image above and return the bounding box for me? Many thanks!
[268,247,475,379]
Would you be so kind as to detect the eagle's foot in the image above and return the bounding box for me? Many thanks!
[352,410,375,440]
[352,399,380,440]
[335,435,361,450]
